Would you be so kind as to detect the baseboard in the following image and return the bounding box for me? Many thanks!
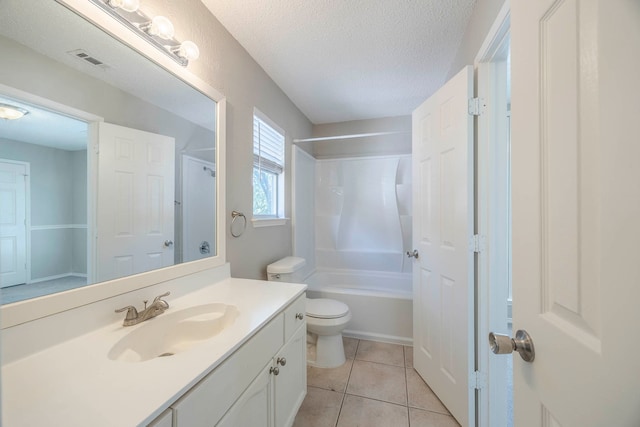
[29,273,86,284]
[343,329,413,347]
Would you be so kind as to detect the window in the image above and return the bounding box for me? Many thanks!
[253,110,284,219]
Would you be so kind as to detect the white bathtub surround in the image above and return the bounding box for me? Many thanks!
[305,269,413,345]
[315,155,412,273]
[1,264,306,426]
[293,149,413,348]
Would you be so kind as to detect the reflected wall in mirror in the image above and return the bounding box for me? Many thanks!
[0,0,217,304]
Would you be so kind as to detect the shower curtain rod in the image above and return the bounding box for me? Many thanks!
[293,131,409,143]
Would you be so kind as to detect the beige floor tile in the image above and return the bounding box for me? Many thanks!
[355,340,405,366]
[347,360,407,405]
[409,408,461,427]
[307,358,353,392]
[343,336,358,359]
[293,386,344,427]
[404,345,413,368]
[406,368,450,414]
[337,394,409,427]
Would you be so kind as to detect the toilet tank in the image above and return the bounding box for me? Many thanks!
[267,257,306,282]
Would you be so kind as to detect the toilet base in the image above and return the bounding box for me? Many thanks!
[306,333,346,368]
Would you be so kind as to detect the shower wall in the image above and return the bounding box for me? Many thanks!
[315,155,412,273]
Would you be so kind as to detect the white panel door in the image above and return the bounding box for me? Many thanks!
[96,122,175,282]
[0,160,28,287]
[412,66,474,426]
[511,1,640,425]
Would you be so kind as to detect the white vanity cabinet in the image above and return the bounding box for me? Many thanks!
[167,293,306,427]
[218,296,307,427]
[274,296,307,427]
[273,323,307,427]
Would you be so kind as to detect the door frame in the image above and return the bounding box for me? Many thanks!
[0,83,102,285]
[474,3,511,427]
[0,159,30,287]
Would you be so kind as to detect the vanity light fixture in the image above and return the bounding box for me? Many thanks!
[141,15,175,40]
[107,0,139,13]
[88,0,199,66]
[172,40,200,61]
[0,103,29,120]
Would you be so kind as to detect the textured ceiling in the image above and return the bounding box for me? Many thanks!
[200,0,476,124]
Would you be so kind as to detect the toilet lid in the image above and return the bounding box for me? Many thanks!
[306,298,349,319]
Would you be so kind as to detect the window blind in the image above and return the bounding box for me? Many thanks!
[253,115,284,174]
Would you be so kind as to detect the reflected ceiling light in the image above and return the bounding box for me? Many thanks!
[107,0,139,13]
[89,0,199,67]
[0,103,29,120]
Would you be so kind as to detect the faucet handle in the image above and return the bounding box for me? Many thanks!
[153,291,170,303]
[115,305,139,321]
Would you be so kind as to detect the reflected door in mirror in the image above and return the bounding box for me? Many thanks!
[95,122,175,282]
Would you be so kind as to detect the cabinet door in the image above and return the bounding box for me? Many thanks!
[274,324,307,427]
[172,315,283,427]
[217,363,273,427]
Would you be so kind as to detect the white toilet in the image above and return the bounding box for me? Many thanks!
[267,257,351,368]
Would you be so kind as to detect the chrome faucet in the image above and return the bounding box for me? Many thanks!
[115,291,171,326]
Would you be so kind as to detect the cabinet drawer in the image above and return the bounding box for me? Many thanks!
[284,294,306,342]
[172,314,284,427]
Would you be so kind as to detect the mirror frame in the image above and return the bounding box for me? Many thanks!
[1,0,226,328]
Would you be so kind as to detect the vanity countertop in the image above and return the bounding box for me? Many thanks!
[1,278,306,427]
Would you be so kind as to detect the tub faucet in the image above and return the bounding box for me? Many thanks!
[115,291,171,326]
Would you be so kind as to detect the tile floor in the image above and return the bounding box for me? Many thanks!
[294,337,461,427]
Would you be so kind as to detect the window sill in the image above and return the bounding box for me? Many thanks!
[252,217,289,228]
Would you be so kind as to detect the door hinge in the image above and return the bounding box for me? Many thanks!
[470,370,487,390]
[468,97,485,116]
[469,234,486,253]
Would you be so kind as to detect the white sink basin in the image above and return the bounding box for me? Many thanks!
[108,303,240,362]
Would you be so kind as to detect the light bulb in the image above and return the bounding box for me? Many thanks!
[176,41,200,60]
[147,16,175,40]
[107,0,139,12]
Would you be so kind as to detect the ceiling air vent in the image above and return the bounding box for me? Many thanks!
[67,49,110,69]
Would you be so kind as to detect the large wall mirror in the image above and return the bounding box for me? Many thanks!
[0,0,226,325]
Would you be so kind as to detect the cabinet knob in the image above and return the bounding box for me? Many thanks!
[277,357,287,366]
[270,366,280,376]
[295,312,304,320]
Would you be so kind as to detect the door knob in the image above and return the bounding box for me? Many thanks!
[406,249,419,259]
[488,329,535,362]
[164,240,174,247]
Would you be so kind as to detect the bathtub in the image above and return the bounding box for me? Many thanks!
[305,269,413,345]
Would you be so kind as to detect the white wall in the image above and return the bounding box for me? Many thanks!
[446,0,507,79]
[311,116,411,159]
[0,140,87,280]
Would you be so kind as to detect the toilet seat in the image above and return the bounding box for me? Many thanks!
[306,298,349,319]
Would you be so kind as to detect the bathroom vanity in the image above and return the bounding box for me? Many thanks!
[0,2,308,425]
[1,265,307,426]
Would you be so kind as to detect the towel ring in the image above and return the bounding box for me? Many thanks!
[230,210,247,237]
